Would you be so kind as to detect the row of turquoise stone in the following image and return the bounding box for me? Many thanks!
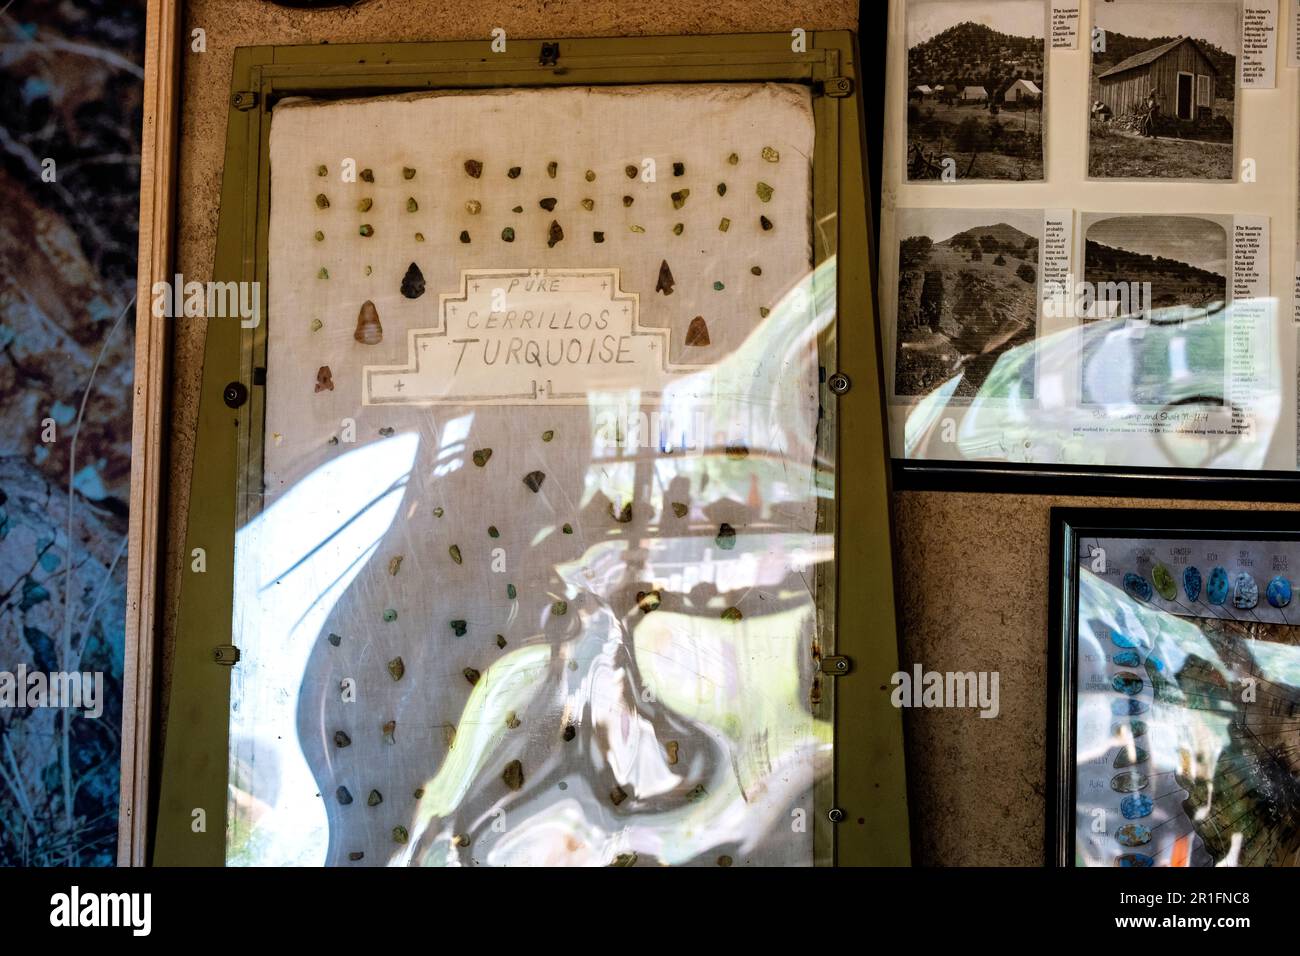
[1121,565,1292,611]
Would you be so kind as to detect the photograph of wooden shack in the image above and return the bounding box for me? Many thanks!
[1098,36,1217,124]
[1088,1,1237,179]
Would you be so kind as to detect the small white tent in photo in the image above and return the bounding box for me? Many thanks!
[1003,78,1041,102]
[960,85,987,102]
[913,84,933,97]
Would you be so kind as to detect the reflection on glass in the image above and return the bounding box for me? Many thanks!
[228,267,833,866]
[889,207,1287,471]
[903,302,1282,470]
[229,83,832,866]
[1073,539,1300,867]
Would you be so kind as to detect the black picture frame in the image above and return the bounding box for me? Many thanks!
[899,461,1300,502]
[873,0,1300,501]
[1047,506,1300,867]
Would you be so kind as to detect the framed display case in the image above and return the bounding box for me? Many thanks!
[879,0,1300,499]
[147,31,910,867]
[1048,506,1300,867]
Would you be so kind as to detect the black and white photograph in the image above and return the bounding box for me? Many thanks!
[1088,0,1238,180]
[905,0,1046,181]
[893,208,1041,399]
[1080,213,1230,407]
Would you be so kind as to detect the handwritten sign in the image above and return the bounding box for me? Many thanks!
[364,268,700,405]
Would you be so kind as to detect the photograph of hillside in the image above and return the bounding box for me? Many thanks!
[1080,214,1229,407]
[906,0,1046,181]
[894,209,1041,399]
[1083,215,1228,316]
[1088,1,1237,179]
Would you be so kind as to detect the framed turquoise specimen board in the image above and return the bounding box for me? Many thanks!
[1049,507,1300,867]
[151,33,909,867]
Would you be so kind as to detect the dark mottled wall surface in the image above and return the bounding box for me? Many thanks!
[0,0,143,866]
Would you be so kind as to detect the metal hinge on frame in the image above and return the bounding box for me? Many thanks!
[819,655,852,675]
[212,645,242,666]
[231,90,260,111]
[822,77,853,98]
[539,42,560,67]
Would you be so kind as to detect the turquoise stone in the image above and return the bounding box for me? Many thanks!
[1111,672,1144,696]
[1112,650,1140,667]
[1121,794,1154,819]
[1110,629,1148,650]
[1145,653,1164,673]
[1267,575,1292,608]
[1123,572,1153,602]
[1232,572,1258,610]
[1111,698,1148,716]
[1183,565,1202,602]
[1117,853,1154,867]
[1206,566,1229,605]
[1116,823,1152,847]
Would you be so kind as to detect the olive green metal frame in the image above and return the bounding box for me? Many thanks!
[153,31,909,866]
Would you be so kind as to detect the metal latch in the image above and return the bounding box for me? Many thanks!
[819,656,852,675]
[539,42,560,67]
[213,645,242,666]
[824,77,853,98]
[231,91,259,111]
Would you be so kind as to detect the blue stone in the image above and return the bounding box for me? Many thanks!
[1111,698,1148,716]
[1117,853,1154,867]
[1123,572,1153,602]
[1183,565,1202,602]
[1112,650,1140,667]
[1145,653,1164,673]
[1120,794,1154,819]
[1206,566,1229,605]
[1232,572,1258,610]
[1111,672,1144,695]
[1110,629,1148,650]
[1267,575,1292,608]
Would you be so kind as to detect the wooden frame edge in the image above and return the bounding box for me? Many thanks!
[118,0,181,868]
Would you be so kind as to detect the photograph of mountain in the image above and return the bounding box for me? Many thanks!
[1080,214,1229,407]
[1083,220,1228,317]
[1088,0,1238,179]
[905,0,1046,181]
[893,208,1040,398]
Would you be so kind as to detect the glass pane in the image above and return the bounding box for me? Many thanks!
[1072,532,1300,867]
[883,0,1296,475]
[226,83,834,866]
